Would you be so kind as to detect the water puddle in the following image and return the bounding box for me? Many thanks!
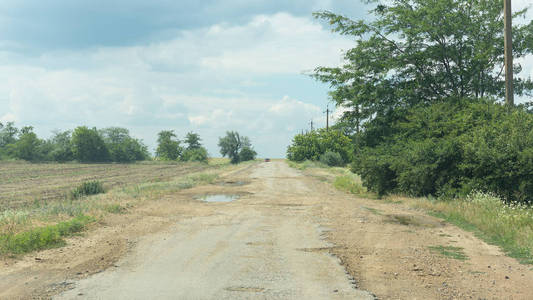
[199,194,239,202]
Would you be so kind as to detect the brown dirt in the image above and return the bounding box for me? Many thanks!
[1,161,533,299]
[305,168,533,299]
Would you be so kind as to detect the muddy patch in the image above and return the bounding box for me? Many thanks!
[216,180,250,187]
[386,214,444,228]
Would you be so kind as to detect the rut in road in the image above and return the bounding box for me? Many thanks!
[56,161,374,299]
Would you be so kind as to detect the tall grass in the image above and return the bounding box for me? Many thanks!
[0,215,94,255]
[409,191,533,264]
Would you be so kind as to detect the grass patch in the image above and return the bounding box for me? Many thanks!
[287,160,327,170]
[333,174,377,199]
[428,245,468,260]
[411,191,533,264]
[103,204,127,214]
[362,206,382,215]
[0,215,94,255]
[70,181,105,199]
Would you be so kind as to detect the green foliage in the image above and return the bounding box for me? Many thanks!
[218,131,256,164]
[334,175,366,195]
[352,100,533,204]
[182,147,209,163]
[48,130,74,162]
[320,151,343,167]
[71,126,110,162]
[70,181,105,199]
[156,130,182,161]
[313,0,533,123]
[0,215,94,255]
[184,132,202,150]
[7,127,42,161]
[239,146,257,162]
[287,129,352,164]
[100,127,149,162]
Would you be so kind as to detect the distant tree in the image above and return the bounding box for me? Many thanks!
[184,132,202,150]
[218,131,256,164]
[100,127,149,162]
[8,126,42,161]
[182,147,209,163]
[239,146,257,162]
[48,130,74,162]
[156,130,182,160]
[0,122,19,148]
[71,126,110,162]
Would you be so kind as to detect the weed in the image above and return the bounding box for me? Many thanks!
[412,191,533,264]
[103,204,126,214]
[70,181,105,199]
[362,206,382,215]
[428,245,468,260]
[0,215,94,255]
[334,175,367,195]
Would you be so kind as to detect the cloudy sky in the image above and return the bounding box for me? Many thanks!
[1,1,532,158]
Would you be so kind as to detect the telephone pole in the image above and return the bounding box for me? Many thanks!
[504,0,514,106]
[324,105,330,131]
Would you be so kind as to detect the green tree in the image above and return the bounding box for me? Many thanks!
[71,126,110,162]
[313,0,533,141]
[0,122,19,148]
[48,130,74,162]
[218,131,242,164]
[218,131,256,164]
[8,126,42,161]
[156,130,182,160]
[287,129,352,164]
[184,132,202,150]
[182,147,209,163]
[100,127,149,162]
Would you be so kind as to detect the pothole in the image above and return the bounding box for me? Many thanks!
[197,194,240,202]
[217,180,250,186]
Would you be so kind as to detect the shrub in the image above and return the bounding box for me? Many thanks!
[71,126,110,162]
[353,99,533,203]
[182,147,209,163]
[239,146,257,162]
[287,129,352,163]
[319,151,344,166]
[70,181,105,199]
[0,215,94,254]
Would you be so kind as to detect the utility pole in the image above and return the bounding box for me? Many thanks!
[504,0,514,106]
[324,105,330,131]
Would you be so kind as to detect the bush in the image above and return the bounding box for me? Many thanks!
[287,129,352,163]
[71,126,110,162]
[353,99,533,203]
[70,181,105,199]
[182,147,208,163]
[239,146,257,162]
[319,151,344,166]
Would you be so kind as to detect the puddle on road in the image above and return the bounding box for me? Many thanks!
[199,194,239,202]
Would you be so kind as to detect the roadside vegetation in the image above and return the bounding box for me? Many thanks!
[218,131,257,164]
[287,0,533,264]
[0,158,246,256]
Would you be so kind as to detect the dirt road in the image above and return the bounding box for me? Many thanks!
[55,161,374,299]
[2,160,533,299]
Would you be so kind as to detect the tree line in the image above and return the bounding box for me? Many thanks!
[0,123,257,164]
[288,0,533,204]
